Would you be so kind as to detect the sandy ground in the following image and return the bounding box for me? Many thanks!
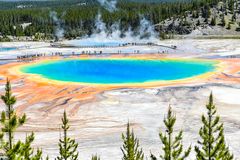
[0,39,240,159]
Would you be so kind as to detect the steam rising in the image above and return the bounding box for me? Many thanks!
[97,0,117,12]
[50,11,64,40]
[77,13,158,44]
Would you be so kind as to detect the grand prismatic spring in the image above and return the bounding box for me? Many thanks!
[1,33,240,160]
[0,39,240,160]
[19,58,216,84]
[1,0,240,159]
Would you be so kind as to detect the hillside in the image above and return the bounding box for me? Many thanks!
[156,0,240,38]
[0,0,176,10]
[0,0,94,9]
[0,0,239,41]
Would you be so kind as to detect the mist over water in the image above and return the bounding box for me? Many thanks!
[67,13,159,46]
[50,0,160,45]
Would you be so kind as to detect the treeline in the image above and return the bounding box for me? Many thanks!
[0,0,95,10]
[0,0,222,40]
[0,80,235,159]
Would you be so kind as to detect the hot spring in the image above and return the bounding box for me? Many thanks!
[20,59,216,84]
[65,39,124,47]
[0,47,16,52]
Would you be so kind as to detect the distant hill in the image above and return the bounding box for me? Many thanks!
[1,0,237,41]
[0,0,178,10]
[128,0,186,2]
[0,0,95,9]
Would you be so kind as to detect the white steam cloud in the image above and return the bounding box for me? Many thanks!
[92,14,158,42]
[139,17,157,39]
[50,11,64,40]
[67,13,159,46]
[97,0,117,12]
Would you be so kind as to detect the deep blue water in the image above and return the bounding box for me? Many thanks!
[0,47,16,52]
[21,59,216,84]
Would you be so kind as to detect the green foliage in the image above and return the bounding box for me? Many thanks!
[121,122,144,160]
[196,19,201,26]
[160,32,167,40]
[236,26,240,32]
[0,0,95,10]
[228,0,235,13]
[194,93,234,160]
[0,79,24,158]
[219,15,226,26]
[192,10,199,18]
[0,36,11,42]
[91,154,100,160]
[57,111,79,160]
[151,106,191,160]
[0,0,223,39]
[231,13,236,22]
[21,133,42,160]
[202,4,211,23]
[0,79,42,160]
[226,22,231,30]
[210,17,216,26]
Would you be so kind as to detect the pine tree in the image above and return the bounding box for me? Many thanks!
[210,17,216,26]
[194,93,234,160]
[196,19,201,26]
[121,122,144,160]
[231,13,236,22]
[226,22,231,30]
[202,4,211,24]
[228,0,235,13]
[151,106,191,160]
[21,133,42,160]
[220,15,226,26]
[0,79,42,159]
[57,110,79,160]
[91,154,100,160]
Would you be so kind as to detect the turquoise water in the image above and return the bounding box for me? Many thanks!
[0,47,16,52]
[67,40,123,47]
[21,59,216,84]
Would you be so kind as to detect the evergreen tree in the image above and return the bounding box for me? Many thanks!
[226,22,231,29]
[210,17,216,26]
[91,154,100,160]
[231,13,236,22]
[151,106,191,160]
[121,122,144,160]
[57,111,79,160]
[220,15,226,26]
[21,133,42,160]
[0,0,225,39]
[192,10,199,18]
[0,79,42,159]
[194,93,234,160]
[228,0,235,13]
[202,4,211,23]
[196,19,201,26]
